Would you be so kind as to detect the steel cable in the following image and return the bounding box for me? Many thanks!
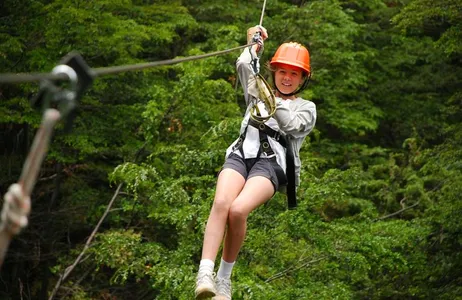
[0,43,256,84]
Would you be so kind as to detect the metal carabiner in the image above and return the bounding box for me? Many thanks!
[52,64,78,102]
[48,64,79,122]
[249,32,262,75]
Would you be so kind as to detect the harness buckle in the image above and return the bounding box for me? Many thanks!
[233,137,243,151]
[262,141,270,149]
[274,131,280,141]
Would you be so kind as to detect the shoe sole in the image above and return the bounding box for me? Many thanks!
[195,288,216,299]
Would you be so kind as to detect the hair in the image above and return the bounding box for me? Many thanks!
[265,61,309,78]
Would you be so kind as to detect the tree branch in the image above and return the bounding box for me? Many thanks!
[61,266,92,300]
[375,180,447,222]
[36,174,57,182]
[265,256,326,283]
[48,183,123,300]
[375,199,420,221]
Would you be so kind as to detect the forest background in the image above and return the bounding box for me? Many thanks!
[0,0,461,299]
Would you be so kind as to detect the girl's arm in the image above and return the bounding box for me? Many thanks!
[236,49,256,107]
[274,100,317,138]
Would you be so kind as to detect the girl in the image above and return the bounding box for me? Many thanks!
[195,26,317,300]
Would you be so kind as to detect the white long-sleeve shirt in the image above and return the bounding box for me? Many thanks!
[226,48,317,186]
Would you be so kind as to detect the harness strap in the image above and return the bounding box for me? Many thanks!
[248,119,297,209]
[232,134,246,159]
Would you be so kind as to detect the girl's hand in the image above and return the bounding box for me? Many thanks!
[247,25,268,44]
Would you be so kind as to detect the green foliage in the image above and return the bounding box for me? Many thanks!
[296,0,383,136]
[90,230,164,284]
[392,0,462,56]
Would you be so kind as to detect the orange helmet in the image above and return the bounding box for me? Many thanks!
[270,42,310,74]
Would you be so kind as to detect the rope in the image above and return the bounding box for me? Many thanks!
[248,0,275,124]
[259,0,267,26]
[0,109,61,268]
[0,43,256,84]
[250,74,277,123]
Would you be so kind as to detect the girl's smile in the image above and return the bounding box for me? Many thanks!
[274,64,303,99]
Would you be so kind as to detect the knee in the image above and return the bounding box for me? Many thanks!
[212,196,233,214]
[228,203,248,224]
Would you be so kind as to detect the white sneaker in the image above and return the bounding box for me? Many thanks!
[212,277,232,300]
[195,271,217,299]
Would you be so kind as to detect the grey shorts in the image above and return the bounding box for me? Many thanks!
[221,152,287,193]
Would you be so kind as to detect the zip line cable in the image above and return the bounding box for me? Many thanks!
[259,0,267,26]
[96,43,256,76]
[0,43,256,84]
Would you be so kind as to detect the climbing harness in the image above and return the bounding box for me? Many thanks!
[249,118,297,209]
[232,117,297,209]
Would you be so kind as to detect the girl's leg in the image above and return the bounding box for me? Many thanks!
[196,169,246,299]
[221,176,274,262]
[201,168,246,261]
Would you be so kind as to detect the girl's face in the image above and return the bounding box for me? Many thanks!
[274,64,304,99]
